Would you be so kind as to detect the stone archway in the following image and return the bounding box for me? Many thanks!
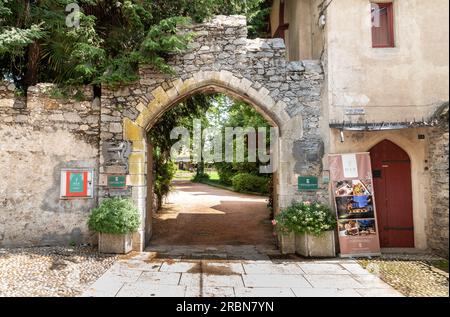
[99,16,326,251]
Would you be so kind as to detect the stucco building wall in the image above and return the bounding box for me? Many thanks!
[324,0,449,122]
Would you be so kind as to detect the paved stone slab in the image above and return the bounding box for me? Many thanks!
[138,272,181,286]
[186,287,235,297]
[340,263,372,275]
[112,260,161,272]
[99,267,143,284]
[178,272,244,288]
[204,262,244,274]
[179,273,201,287]
[202,274,244,288]
[234,287,295,297]
[299,263,349,275]
[292,288,362,297]
[116,283,186,297]
[355,288,403,297]
[304,274,364,289]
[82,279,124,297]
[160,261,199,273]
[243,262,305,275]
[243,274,312,288]
[351,274,396,289]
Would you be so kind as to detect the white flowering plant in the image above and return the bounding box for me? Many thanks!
[273,201,336,236]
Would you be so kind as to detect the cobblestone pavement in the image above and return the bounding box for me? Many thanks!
[0,246,117,297]
[358,254,449,297]
[82,248,402,297]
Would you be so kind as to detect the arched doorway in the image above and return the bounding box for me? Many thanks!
[370,140,415,248]
[145,90,279,247]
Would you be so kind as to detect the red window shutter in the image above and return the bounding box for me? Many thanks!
[371,3,394,47]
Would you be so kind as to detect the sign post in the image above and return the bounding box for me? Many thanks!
[328,153,381,257]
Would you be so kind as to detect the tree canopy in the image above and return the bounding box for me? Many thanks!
[0,0,271,90]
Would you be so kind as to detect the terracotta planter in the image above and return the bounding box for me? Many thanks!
[98,233,133,254]
[295,231,336,258]
[278,232,296,254]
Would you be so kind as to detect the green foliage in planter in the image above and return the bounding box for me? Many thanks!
[88,198,140,235]
[274,201,336,236]
[231,173,269,195]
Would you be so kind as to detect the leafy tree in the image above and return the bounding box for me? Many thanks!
[0,0,271,89]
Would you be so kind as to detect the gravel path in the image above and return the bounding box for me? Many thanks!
[0,246,117,297]
[358,254,449,297]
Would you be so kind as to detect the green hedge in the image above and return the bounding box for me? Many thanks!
[191,173,210,182]
[215,162,234,185]
[231,173,269,195]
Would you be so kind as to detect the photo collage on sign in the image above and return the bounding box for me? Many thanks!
[334,179,378,237]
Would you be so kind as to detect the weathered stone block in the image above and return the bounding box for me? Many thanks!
[295,231,336,258]
[123,118,144,141]
[128,174,145,186]
[128,162,145,175]
[278,232,295,255]
[98,233,133,254]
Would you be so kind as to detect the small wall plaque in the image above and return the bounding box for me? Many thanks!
[298,176,319,191]
[344,108,365,115]
[107,175,127,189]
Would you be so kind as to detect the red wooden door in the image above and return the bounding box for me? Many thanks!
[370,140,415,248]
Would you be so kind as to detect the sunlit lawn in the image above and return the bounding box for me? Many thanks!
[206,170,220,181]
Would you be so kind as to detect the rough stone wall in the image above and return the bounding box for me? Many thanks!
[428,103,449,258]
[0,83,100,247]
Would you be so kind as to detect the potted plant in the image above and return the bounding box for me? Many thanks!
[272,210,297,255]
[273,201,336,257]
[88,198,141,254]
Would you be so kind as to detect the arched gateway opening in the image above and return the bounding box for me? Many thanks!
[140,78,283,248]
[146,88,279,248]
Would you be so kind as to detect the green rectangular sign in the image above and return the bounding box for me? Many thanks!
[69,173,85,193]
[298,176,319,191]
[108,175,127,189]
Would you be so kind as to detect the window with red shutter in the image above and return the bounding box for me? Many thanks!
[371,2,394,48]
